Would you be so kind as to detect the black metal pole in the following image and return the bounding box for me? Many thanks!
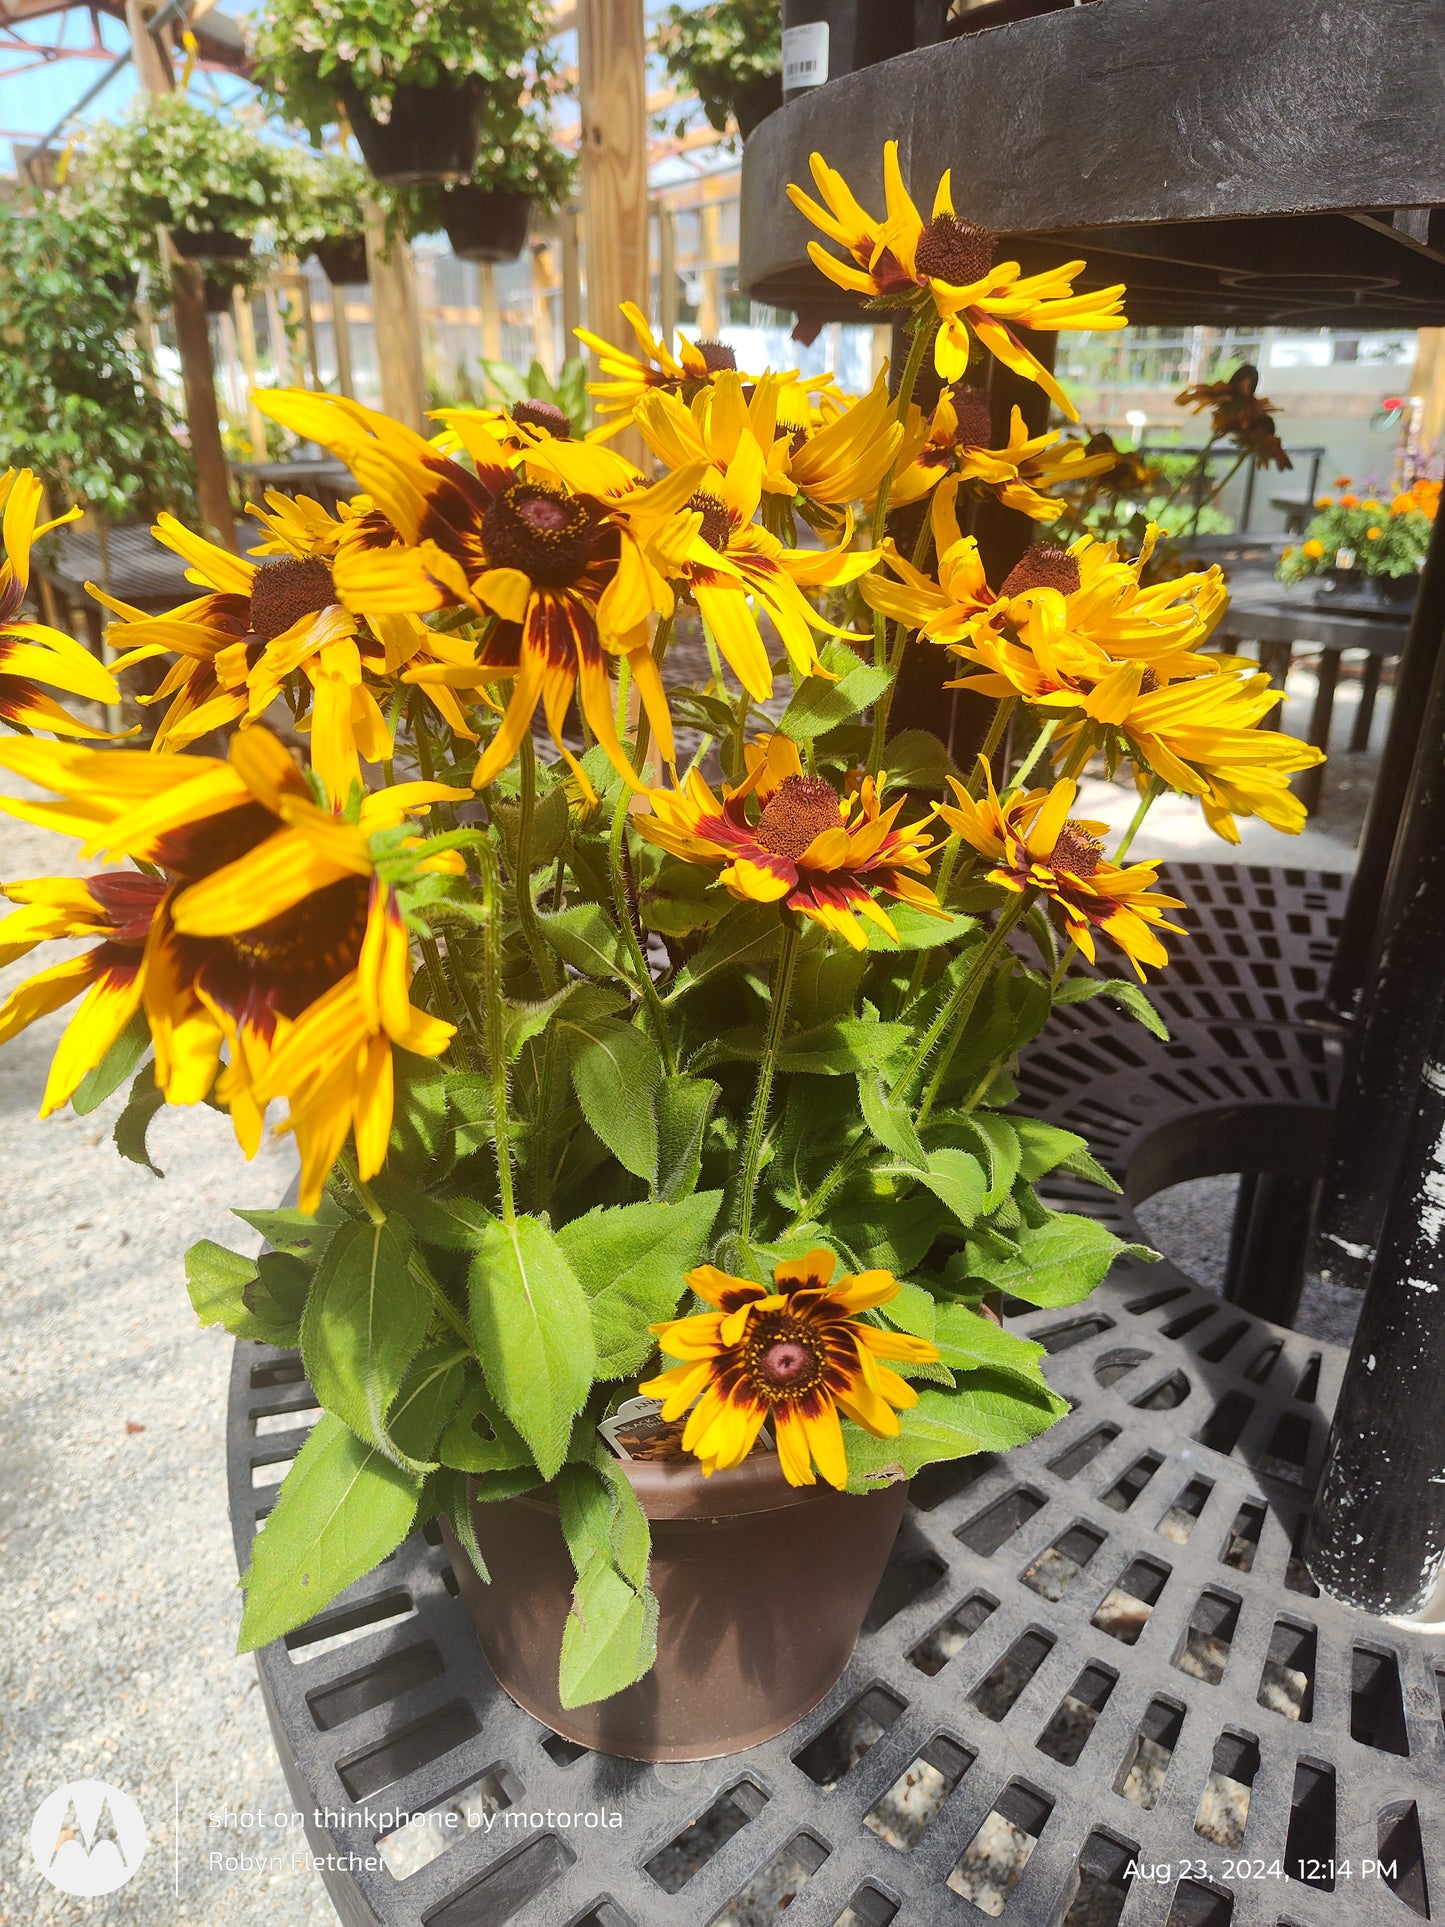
[1309,511,1445,1291]
[1306,1020,1445,1614]
[1325,508,1445,1014]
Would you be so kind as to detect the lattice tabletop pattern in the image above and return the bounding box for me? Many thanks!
[228,864,1445,1927]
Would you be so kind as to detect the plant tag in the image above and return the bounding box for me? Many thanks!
[598,1396,774,1461]
[782,21,829,90]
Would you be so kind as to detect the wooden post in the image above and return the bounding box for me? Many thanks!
[698,200,722,340]
[560,204,582,357]
[127,0,235,547]
[265,281,295,389]
[656,203,677,351]
[291,270,322,387]
[232,288,268,460]
[530,239,558,378]
[330,288,356,399]
[363,201,427,432]
[577,0,648,459]
[480,262,503,362]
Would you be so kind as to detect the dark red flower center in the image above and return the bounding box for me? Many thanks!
[1049,822,1104,877]
[687,490,733,554]
[760,1340,812,1384]
[247,557,337,642]
[511,398,571,438]
[755,775,844,860]
[481,480,599,587]
[914,213,995,287]
[741,1313,826,1402]
[950,385,995,451]
[696,339,737,373]
[1002,546,1082,598]
[86,871,168,945]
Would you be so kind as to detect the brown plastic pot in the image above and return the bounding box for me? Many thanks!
[441,1454,908,1761]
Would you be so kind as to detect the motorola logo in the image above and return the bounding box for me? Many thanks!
[29,1779,148,1896]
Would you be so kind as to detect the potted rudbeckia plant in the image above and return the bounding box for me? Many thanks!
[0,141,1324,1761]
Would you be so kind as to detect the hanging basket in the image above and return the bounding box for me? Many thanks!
[312,234,370,286]
[441,187,533,264]
[102,269,140,303]
[170,227,253,263]
[339,76,488,187]
[203,267,249,315]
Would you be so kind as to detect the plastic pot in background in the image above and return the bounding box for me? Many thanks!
[734,72,784,139]
[171,227,252,262]
[442,187,532,264]
[312,234,369,286]
[781,0,916,104]
[443,1452,909,1762]
[339,77,488,187]
[203,267,248,315]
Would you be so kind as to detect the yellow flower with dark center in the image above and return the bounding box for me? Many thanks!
[788,143,1127,418]
[431,397,574,461]
[258,388,682,797]
[0,469,124,738]
[892,393,1114,517]
[0,727,464,1206]
[1176,366,1292,472]
[862,478,1003,647]
[939,768,1185,980]
[634,732,941,949]
[639,1249,940,1488]
[573,303,761,438]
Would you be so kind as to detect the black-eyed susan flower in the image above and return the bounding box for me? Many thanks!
[0,469,124,738]
[861,478,1002,647]
[573,303,764,438]
[258,388,680,796]
[788,142,1127,417]
[634,732,941,949]
[0,726,465,1206]
[639,1249,940,1488]
[892,392,1116,518]
[939,767,1185,980]
[1176,365,1292,471]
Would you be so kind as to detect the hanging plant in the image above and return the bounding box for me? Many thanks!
[250,0,558,185]
[277,147,372,257]
[395,102,577,261]
[654,0,783,142]
[87,95,292,253]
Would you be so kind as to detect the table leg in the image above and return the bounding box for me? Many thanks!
[1297,647,1339,814]
[1260,639,1292,690]
[1349,652,1383,752]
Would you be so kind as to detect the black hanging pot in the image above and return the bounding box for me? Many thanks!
[441,186,532,263]
[102,268,140,303]
[171,227,252,262]
[733,72,783,139]
[203,267,248,315]
[781,0,914,104]
[312,234,370,286]
[340,76,487,186]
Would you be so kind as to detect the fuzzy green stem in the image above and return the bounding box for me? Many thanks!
[893,891,1031,1109]
[631,612,673,776]
[1005,717,1059,796]
[1114,775,1164,863]
[966,697,1018,797]
[868,500,939,772]
[515,735,559,993]
[609,788,678,1074]
[476,837,517,1224]
[737,916,801,1244]
[869,314,936,680]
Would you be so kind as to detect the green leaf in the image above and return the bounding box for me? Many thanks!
[557,1192,722,1377]
[564,1014,664,1180]
[504,979,624,1059]
[492,782,569,875]
[858,1073,925,1166]
[878,728,960,792]
[300,1221,431,1463]
[114,1063,165,1177]
[653,1075,720,1203]
[863,904,977,952]
[790,945,866,1028]
[639,856,731,937]
[933,1301,1047,1377]
[1012,1119,1091,1182]
[558,1555,659,1708]
[387,1344,469,1462]
[237,1415,422,1652]
[948,1364,1070,1450]
[746,1018,910,1075]
[1059,1144,1122,1192]
[954,1114,1021,1210]
[437,1369,533,1473]
[433,1464,490,1583]
[369,1173,494,1251]
[185,1239,298,1343]
[233,1199,346,1260]
[468,1215,596,1480]
[841,1390,985,1493]
[1054,974,1169,1040]
[779,641,891,739]
[668,901,780,999]
[245,1253,311,1344]
[71,1010,150,1115]
[883,1279,937,1342]
[956,1212,1154,1306]
[822,1191,949,1276]
[885,1147,987,1228]
[390,1055,453,1168]
[538,903,641,983]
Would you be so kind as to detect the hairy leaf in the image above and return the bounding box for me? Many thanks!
[468,1215,596,1479]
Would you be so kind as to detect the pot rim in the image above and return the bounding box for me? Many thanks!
[500,1449,905,1522]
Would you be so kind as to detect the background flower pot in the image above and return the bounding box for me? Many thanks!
[734,71,784,138]
[781,0,914,104]
[340,77,488,186]
[443,1453,909,1761]
[312,234,369,286]
[202,269,246,315]
[171,228,252,262]
[441,187,533,264]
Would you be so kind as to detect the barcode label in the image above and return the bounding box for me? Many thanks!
[782,21,829,88]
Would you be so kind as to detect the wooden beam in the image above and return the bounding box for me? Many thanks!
[231,287,267,459]
[363,200,427,432]
[126,0,235,547]
[577,0,648,456]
